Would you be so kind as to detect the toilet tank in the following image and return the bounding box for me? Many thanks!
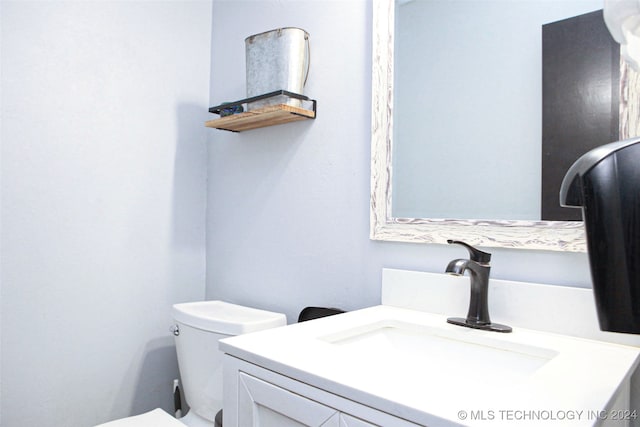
[171,301,286,422]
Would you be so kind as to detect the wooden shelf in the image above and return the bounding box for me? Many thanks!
[206,90,316,132]
[205,103,315,132]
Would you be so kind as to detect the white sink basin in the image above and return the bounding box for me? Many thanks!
[320,319,557,390]
[221,304,640,426]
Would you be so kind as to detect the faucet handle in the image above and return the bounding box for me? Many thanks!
[447,240,491,264]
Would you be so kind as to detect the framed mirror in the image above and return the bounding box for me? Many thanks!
[371,0,637,252]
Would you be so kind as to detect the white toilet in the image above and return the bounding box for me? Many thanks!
[96,301,287,427]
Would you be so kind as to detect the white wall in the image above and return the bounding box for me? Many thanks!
[206,0,592,324]
[1,1,210,426]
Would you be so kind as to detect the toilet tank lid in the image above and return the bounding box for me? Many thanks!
[172,300,286,335]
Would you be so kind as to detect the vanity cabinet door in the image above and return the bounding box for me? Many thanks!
[225,355,423,427]
[238,372,340,427]
[340,414,379,427]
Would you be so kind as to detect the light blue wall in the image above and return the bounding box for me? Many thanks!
[206,0,592,324]
[1,2,210,425]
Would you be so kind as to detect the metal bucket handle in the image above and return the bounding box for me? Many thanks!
[303,33,311,88]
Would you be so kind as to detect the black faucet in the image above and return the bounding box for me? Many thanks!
[445,240,512,333]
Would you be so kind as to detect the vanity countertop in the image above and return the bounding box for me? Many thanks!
[220,303,640,427]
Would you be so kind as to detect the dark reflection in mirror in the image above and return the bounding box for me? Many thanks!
[542,10,620,221]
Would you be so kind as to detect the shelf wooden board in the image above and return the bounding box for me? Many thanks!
[205,104,315,132]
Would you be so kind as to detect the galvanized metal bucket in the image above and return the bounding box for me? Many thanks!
[245,27,310,110]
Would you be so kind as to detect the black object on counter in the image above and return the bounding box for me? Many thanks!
[560,138,640,334]
[297,306,345,323]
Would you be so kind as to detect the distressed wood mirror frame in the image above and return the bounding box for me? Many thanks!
[370,0,588,252]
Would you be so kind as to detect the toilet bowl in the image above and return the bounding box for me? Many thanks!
[95,409,185,427]
[95,301,287,427]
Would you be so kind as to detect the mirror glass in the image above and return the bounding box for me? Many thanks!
[369,0,634,251]
[392,0,600,221]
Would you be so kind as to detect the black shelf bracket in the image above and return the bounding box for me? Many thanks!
[209,90,317,117]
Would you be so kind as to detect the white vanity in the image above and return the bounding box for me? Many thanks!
[220,270,640,426]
